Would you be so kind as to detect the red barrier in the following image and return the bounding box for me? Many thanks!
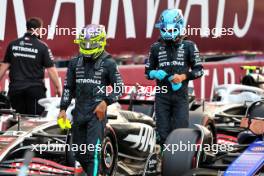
[1,61,263,100]
[0,0,263,59]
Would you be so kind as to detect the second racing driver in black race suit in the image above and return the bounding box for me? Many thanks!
[58,24,124,176]
[145,9,204,146]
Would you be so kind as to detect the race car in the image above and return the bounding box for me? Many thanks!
[0,82,261,175]
[204,84,264,137]
[191,65,264,138]
[162,99,264,176]
[0,95,156,175]
[113,82,264,142]
[0,87,215,176]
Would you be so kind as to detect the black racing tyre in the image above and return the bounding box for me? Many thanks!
[162,128,201,176]
[189,110,217,144]
[65,131,75,167]
[101,136,118,176]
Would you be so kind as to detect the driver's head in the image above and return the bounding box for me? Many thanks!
[155,9,185,41]
[74,24,107,60]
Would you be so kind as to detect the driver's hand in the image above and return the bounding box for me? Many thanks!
[93,101,107,121]
[58,110,66,121]
[57,110,71,130]
[171,74,187,83]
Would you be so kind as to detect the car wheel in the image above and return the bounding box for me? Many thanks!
[162,128,201,176]
[189,110,216,144]
[101,136,118,176]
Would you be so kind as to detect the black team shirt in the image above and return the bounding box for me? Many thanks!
[3,33,54,92]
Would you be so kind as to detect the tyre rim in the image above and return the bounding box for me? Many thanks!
[103,141,114,169]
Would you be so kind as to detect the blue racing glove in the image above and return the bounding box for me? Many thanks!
[168,76,182,91]
[149,70,168,80]
[149,70,156,79]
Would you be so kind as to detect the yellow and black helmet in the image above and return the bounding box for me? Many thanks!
[74,24,107,59]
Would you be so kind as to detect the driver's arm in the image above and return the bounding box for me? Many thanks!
[0,63,10,81]
[145,44,158,80]
[103,59,124,105]
[186,42,204,80]
[47,67,62,96]
[0,44,11,81]
[60,60,76,111]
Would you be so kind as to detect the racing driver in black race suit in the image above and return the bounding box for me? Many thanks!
[58,24,123,176]
[145,9,204,146]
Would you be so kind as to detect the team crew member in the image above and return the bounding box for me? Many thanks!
[145,9,204,145]
[0,17,61,115]
[58,24,123,176]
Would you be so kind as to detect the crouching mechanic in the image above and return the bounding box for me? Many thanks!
[58,24,123,176]
[145,9,204,146]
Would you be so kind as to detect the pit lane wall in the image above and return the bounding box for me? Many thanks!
[0,61,263,100]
